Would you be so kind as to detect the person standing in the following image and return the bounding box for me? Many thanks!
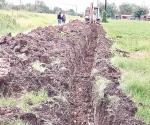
[62,13,66,24]
[57,12,62,25]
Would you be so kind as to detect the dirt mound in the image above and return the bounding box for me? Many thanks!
[0,20,146,125]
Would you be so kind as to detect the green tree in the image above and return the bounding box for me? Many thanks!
[66,9,76,16]
[35,0,50,13]
[0,0,5,9]
[119,3,133,15]
[24,3,35,11]
[134,6,149,19]
[107,3,118,18]
[98,2,118,18]
[53,7,62,14]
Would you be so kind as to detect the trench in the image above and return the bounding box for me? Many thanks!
[0,20,147,125]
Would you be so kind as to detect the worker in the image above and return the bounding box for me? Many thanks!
[62,13,66,24]
[57,12,62,25]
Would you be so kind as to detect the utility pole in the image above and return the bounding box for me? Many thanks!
[102,0,107,22]
[105,0,107,11]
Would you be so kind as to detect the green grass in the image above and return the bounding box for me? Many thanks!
[0,90,48,112]
[0,10,80,36]
[104,20,150,52]
[103,20,150,124]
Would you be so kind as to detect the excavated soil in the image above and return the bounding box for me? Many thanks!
[0,20,147,125]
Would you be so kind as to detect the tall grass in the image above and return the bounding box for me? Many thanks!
[0,10,56,36]
[0,10,81,36]
[0,14,19,35]
[103,20,150,124]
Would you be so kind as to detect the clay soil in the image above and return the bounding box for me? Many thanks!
[0,20,147,125]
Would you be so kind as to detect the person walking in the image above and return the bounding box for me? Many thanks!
[57,12,62,25]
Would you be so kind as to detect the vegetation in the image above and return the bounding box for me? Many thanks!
[0,0,77,16]
[0,10,80,36]
[102,10,108,23]
[98,2,118,18]
[0,0,5,9]
[66,9,76,16]
[1,120,27,125]
[134,6,149,19]
[0,10,55,35]
[98,2,149,19]
[103,20,150,124]
[119,3,149,18]
[119,3,133,15]
[0,90,48,112]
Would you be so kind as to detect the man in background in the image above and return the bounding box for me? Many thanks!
[57,12,62,25]
[62,13,66,24]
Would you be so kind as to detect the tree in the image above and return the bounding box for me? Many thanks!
[35,0,50,13]
[66,9,76,16]
[107,3,118,18]
[119,3,133,15]
[134,6,149,19]
[0,0,5,9]
[24,3,35,12]
[53,7,62,14]
[98,2,118,18]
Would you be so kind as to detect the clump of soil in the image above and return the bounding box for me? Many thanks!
[0,20,146,125]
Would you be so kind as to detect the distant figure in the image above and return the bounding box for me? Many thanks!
[57,12,62,25]
[62,14,66,24]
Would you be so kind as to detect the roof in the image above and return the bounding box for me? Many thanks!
[121,15,132,17]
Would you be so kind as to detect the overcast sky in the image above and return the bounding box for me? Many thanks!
[6,0,150,12]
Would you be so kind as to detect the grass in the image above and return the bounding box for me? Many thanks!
[0,9,80,36]
[103,20,150,124]
[0,120,27,125]
[0,90,48,112]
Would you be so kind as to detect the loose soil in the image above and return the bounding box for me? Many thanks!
[0,20,147,125]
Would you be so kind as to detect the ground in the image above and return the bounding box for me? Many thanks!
[103,20,150,124]
[0,11,150,124]
[0,20,145,125]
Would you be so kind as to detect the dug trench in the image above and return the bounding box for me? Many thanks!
[0,20,147,125]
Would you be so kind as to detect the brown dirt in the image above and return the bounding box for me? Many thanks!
[0,20,147,125]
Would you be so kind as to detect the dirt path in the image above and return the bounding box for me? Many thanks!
[0,20,146,125]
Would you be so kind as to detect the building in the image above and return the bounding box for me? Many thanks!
[115,15,133,20]
[141,14,150,21]
[121,15,132,19]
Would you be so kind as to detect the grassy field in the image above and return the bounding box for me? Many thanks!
[103,20,150,124]
[0,10,80,36]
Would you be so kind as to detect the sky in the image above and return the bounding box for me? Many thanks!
[6,0,150,12]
